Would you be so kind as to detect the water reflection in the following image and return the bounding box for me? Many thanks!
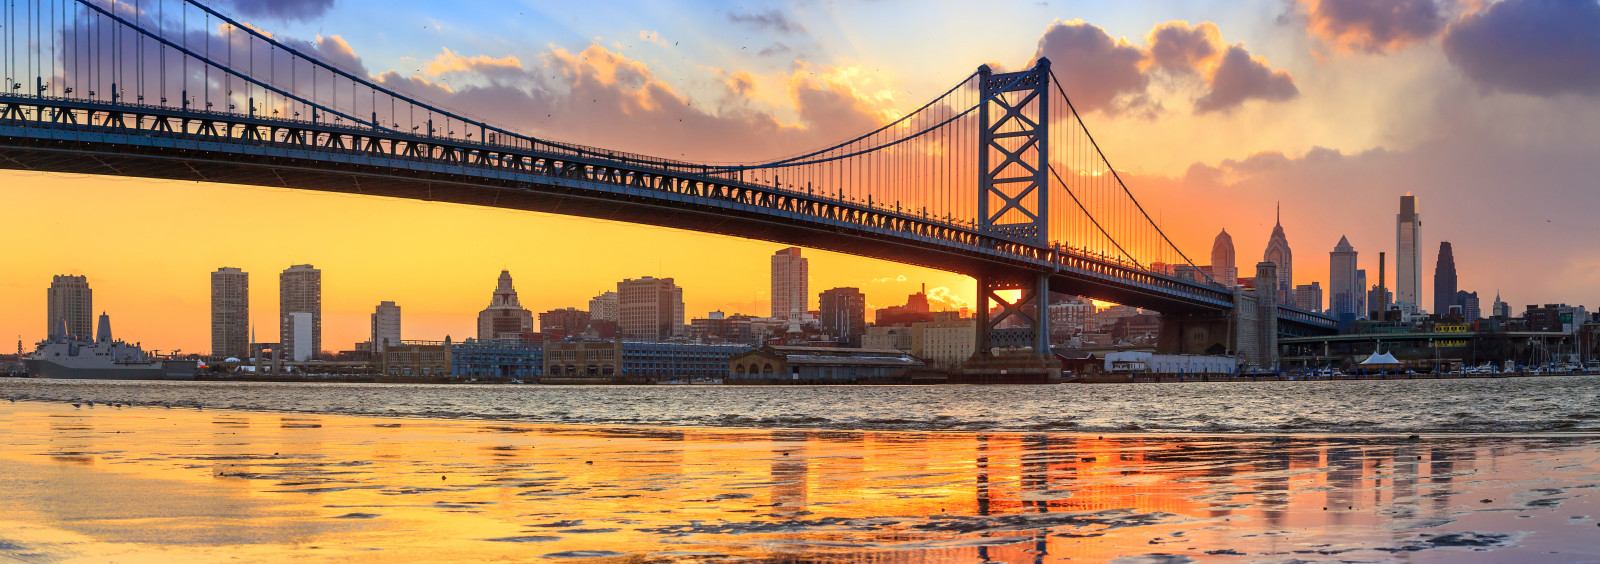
[1,403,1595,561]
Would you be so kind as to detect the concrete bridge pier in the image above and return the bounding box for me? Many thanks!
[1155,262,1282,371]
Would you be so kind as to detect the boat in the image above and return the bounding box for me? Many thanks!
[24,313,196,380]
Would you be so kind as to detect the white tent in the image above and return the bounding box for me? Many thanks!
[1360,351,1401,366]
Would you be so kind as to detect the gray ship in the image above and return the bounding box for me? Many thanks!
[25,313,196,380]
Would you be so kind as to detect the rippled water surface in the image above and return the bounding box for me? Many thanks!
[4,376,1599,434]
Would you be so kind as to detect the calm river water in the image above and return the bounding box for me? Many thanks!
[4,375,1596,434]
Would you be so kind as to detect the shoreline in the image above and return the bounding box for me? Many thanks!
[4,400,1600,561]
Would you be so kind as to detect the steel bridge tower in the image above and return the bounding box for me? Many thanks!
[973,59,1052,358]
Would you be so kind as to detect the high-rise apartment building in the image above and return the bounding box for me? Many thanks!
[1396,193,1422,313]
[819,287,867,347]
[770,248,809,321]
[47,275,93,339]
[1263,206,1293,305]
[477,270,535,341]
[279,264,322,360]
[619,276,684,340]
[211,268,249,359]
[1433,242,1457,316]
[1210,229,1236,287]
[371,301,401,352]
[588,291,619,322]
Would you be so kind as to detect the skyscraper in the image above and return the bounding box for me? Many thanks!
[1396,193,1422,313]
[371,301,401,352]
[1456,290,1481,322]
[619,276,685,340]
[819,287,867,347]
[1355,269,1367,319]
[477,270,534,341]
[1329,236,1359,318]
[770,247,809,321]
[211,267,249,360]
[1492,291,1510,318]
[279,264,322,360]
[1433,242,1457,316]
[1263,205,1293,305]
[1294,282,1323,313]
[46,275,92,340]
[1211,229,1236,287]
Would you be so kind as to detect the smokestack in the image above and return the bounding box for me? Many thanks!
[1375,251,1387,319]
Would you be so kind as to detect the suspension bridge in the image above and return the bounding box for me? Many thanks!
[0,0,1336,369]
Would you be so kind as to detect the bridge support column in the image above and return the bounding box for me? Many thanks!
[1156,313,1234,356]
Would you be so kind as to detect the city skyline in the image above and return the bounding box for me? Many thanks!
[6,0,1600,351]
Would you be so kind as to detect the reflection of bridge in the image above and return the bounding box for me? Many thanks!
[0,0,1335,366]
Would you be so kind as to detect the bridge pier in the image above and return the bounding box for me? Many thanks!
[1155,261,1282,371]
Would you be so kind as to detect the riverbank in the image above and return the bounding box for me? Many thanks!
[3,400,1600,562]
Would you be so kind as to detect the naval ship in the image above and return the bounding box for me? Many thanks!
[25,312,196,380]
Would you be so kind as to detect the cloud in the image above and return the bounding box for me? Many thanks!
[1193,45,1299,114]
[728,10,805,34]
[758,42,792,57]
[1442,0,1600,96]
[1035,20,1297,115]
[1301,0,1445,53]
[870,275,908,283]
[1032,20,1150,113]
[214,0,334,22]
[1146,21,1223,74]
[925,286,970,311]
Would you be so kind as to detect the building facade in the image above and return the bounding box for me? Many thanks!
[911,319,975,366]
[1455,290,1481,322]
[47,274,93,340]
[1263,207,1293,305]
[539,307,591,334]
[477,270,535,342]
[1355,269,1368,319]
[210,268,249,360]
[1329,236,1359,319]
[371,300,401,352]
[618,276,684,340]
[728,346,924,384]
[451,339,542,381]
[1434,241,1457,316]
[1396,193,1422,313]
[818,287,866,347]
[279,264,321,360]
[1211,229,1236,287]
[770,247,809,321]
[381,339,452,379]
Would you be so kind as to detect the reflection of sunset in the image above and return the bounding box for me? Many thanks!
[0,403,1596,561]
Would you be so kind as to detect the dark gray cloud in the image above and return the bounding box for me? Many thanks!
[728,10,805,34]
[1032,21,1149,113]
[1193,45,1299,114]
[1304,0,1444,53]
[214,0,335,22]
[1443,0,1600,96]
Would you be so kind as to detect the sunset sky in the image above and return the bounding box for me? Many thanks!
[5,0,1600,354]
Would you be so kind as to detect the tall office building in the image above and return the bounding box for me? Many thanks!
[1329,236,1359,318]
[1263,205,1293,304]
[1210,229,1236,287]
[211,268,249,360]
[371,301,401,352]
[619,276,685,340]
[477,270,535,341]
[1355,269,1367,319]
[1492,291,1510,318]
[279,264,322,360]
[1433,242,1457,316]
[819,287,867,347]
[46,275,93,340]
[1456,290,1481,322]
[588,291,619,322]
[770,248,809,321]
[1294,282,1323,313]
[1396,193,1422,313]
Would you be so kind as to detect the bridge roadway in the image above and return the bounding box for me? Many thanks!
[0,94,1335,333]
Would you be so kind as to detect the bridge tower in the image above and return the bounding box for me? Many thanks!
[966,58,1055,376]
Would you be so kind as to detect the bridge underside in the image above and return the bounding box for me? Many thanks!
[0,136,1231,315]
